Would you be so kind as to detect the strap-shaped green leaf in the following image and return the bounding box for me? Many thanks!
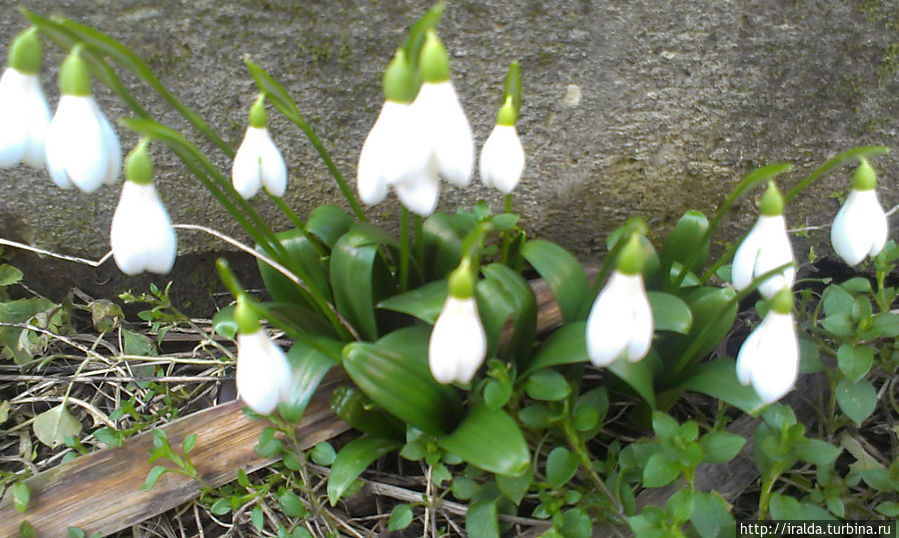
[258,228,330,311]
[660,210,709,285]
[327,436,401,505]
[342,326,462,435]
[673,357,766,415]
[306,205,354,249]
[647,292,692,334]
[655,286,738,372]
[522,240,588,323]
[403,2,446,70]
[277,341,336,423]
[377,280,448,325]
[422,213,470,279]
[438,405,529,477]
[784,145,889,202]
[478,264,537,365]
[329,386,404,440]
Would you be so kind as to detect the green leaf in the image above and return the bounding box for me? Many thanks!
[518,404,552,429]
[66,527,86,538]
[545,447,579,488]
[279,492,308,517]
[496,464,533,504]
[13,481,29,514]
[690,491,735,538]
[798,438,841,466]
[647,292,692,334]
[19,521,36,538]
[342,326,462,435]
[329,386,404,440]
[875,501,899,517]
[676,357,767,415]
[477,263,537,364]
[822,284,854,317]
[699,431,746,464]
[422,212,469,279]
[0,263,23,286]
[607,354,657,408]
[311,441,337,466]
[33,404,83,448]
[210,497,231,515]
[784,145,889,202]
[251,505,264,531]
[377,279,447,324]
[651,412,679,440]
[657,286,737,369]
[121,328,157,357]
[403,2,446,70]
[666,489,694,524]
[182,434,197,454]
[522,239,589,323]
[305,205,354,248]
[821,313,853,337]
[211,305,237,339]
[0,297,55,363]
[523,322,590,376]
[331,225,394,341]
[438,406,530,476]
[769,493,801,520]
[277,340,336,423]
[388,504,414,531]
[140,465,169,491]
[573,387,608,440]
[466,486,501,538]
[524,369,571,401]
[841,277,872,293]
[258,228,330,310]
[561,507,593,538]
[836,379,878,425]
[868,312,899,338]
[837,344,874,383]
[643,452,679,487]
[661,210,710,279]
[452,476,481,500]
[483,380,513,410]
[327,436,401,505]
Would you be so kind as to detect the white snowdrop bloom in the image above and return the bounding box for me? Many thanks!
[0,28,50,169]
[831,160,888,266]
[732,182,795,299]
[234,296,292,415]
[479,123,525,194]
[429,259,486,384]
[394,162,440,216]
[45,47,120,192]
[109,141,176,275]
[735,288,798,404]
[412,30,474,188]
[586,234,654,366]
[232,96,287,199]
[479,96,525,194]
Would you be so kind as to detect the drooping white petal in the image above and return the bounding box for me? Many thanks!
[0,69,32,168]
[258,127,287,197]
[232,126,265,199]
[356,107,389,205]
[414,81,474,187]
[20,72,51,169]
[831,189,889,266]
[236,330,292,415]
[110,181,177,275]
[732,215,794,298]
[45,95,113,193]
[586,271,653,366]
[737,311,798,404]
[394,163,440,216]
[479,124,525,194]
[735,315,767,386]
[93,99,121,185]
[429,295,487,384]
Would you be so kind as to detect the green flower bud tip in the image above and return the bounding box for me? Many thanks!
[617,233,646,275]
[234,295,261,334]
[248,94,267,128]
[496,95,516,126]
[852,158,877,191]
[759,180,784,216]
[125,139,154,185]
[8,27,41,74]
[59,45,92,96]
[448,257,477,298]
[382,49,418,103]
[769,287,794,314]
[419,30,451,83]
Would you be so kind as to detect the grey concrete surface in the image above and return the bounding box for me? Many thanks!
[0,1,897,309]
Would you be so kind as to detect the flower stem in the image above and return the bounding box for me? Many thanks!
[268,194,326,258]
[500,194,513,265]
[561,413,625,524]
[399,208,410,292]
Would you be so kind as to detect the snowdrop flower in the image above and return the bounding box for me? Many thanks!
[732,181,795,299]
[234,296,292,415]
[109,140,177,275]
[412,30,474,190]
[45,46,121,192]
[0,28,51,169]
[586,234,654,366]
[357,49,430,210]
[831,159,889,266]
[429,258,486,384]
[736,287,799,404]
[480,96,525,194]
[232,94,287,199]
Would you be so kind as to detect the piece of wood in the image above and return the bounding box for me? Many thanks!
[0,372,351,536]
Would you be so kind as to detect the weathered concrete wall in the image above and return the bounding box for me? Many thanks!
[0,0,897,307]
